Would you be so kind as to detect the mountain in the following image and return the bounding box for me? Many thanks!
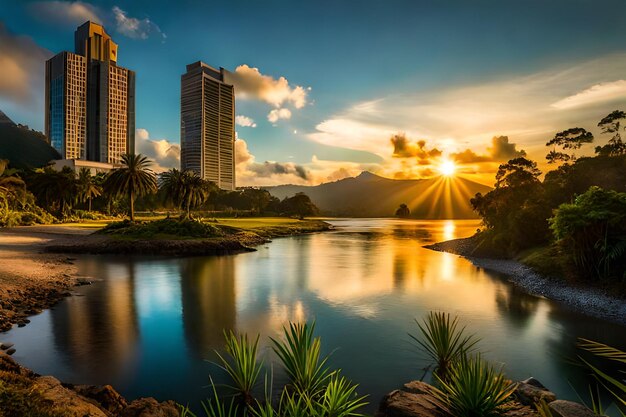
[0,110,60,169]
[265,171,493,219]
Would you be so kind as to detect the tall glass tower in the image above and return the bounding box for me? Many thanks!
[45,21,135,165]
[181,62,236,190]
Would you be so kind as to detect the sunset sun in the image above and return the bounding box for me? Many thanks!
[438,160,457,177]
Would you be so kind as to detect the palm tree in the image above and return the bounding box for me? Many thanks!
[160,168,209,218]
[28,166,77,218]
[76,168,102,212]
[104,154,157,221]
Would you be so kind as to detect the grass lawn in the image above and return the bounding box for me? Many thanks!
[215,217,307,229]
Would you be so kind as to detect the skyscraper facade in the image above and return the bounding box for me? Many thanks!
[181,62,235,190]
[45,21,135,165]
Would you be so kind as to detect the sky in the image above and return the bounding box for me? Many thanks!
[1,0,626,186]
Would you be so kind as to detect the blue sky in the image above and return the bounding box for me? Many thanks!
[1,0,626,185]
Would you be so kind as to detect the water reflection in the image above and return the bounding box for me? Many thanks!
[180,257,236,358]
[2,219,625,416]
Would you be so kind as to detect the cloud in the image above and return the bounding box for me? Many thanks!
[0,24,52,108]
[135,128,180,173]
[224,65,308,109]
[451,136,526,163]
[235,138,374,186]
[391,133,442,161]
[112,6,166,40]
[235,115,257,128]
[307,53,626,179]
[29,1,102,25]
[551,80,626,110]
[267,108,292,123]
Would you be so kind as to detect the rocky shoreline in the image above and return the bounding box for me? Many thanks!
[0,352,179,416]
[376,378,598,417]
[425,236,626,326]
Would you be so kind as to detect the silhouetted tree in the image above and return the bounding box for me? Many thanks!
[545,127,593,164]
[76,168,102,212]
[279,192,319,219]
[395,203,410,218]
[596,110,626,156]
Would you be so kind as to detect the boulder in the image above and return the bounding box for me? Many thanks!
[74,384,128,415]
[548,400,598,417]
[33,375,109,417]
[121,397,180,417]
[515,378,557,405]
[376,381,448,417]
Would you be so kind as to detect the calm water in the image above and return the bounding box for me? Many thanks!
[3,219,626,414]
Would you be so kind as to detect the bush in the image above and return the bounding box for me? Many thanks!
[550,186,626,281]
[98,218,226,239]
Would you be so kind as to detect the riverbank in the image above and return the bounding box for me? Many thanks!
[426,236,626,326]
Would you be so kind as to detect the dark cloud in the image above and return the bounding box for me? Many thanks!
[0,23,52,105]
[249,161,310,180]
[452,136,526,163]
[391,133,442,161]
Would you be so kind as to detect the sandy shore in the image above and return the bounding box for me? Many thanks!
[426,237,626,326]
[0,225,99,332]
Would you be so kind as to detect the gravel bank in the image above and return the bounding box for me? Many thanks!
[426,236,626,326]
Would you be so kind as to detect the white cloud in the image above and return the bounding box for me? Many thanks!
[551,80,626,110]
[224,65,308,109]
[112,6,165,40]
[267,108,292,124]
[135,128,180,173]
[0,24,52,113]
[29,1,102,25]
[235,115,257,128]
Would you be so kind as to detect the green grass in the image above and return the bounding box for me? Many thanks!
[518,245,568,279]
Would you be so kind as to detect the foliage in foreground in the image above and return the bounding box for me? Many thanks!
[0,372,70,417]
[433,354,516,417]
[180,322,367,417]
[409,311,480,381]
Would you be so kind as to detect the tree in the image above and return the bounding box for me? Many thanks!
[279,192,319,219]
[595,110,626,156]
[160,169,210,218]
[104,154,157,221]
[395,203,410,218]
[0,159,27,214]
[76,168,102,212]
[28,166,77,218]
[550,186,626,280]
[545,127,594,164]
[495,157,541,189]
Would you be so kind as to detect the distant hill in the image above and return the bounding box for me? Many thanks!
[265,171,493,219]
[0,110,60,169]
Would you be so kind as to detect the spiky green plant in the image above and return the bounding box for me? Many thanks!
[270,322,331,396]
[213,331,263,405]
[179,378,240,417]
[535,399,554,417]
[578,338,626,411]
[433,354,517,417]
[409,312,480,381]
[317,373,368,417]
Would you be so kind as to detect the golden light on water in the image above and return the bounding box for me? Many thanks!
[438,160,457,177]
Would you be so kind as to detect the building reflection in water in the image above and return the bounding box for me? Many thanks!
[50,258,139,382]
[180,256,237,359]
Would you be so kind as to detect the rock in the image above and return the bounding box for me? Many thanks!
[515,379,557,405]
[501,400,540,416]
[548,400,597,417]
[33,375,109,417]
[17,322,26,327]
[5,348,16,355]
[121,397,180,417]
[74,384,128,415]
[0,342,14,350]
[376,381,447,417]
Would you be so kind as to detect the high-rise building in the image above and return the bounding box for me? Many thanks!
[45,21,135,165]
[181,62,235,190]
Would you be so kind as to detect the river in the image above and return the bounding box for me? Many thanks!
[3,219,625,414]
